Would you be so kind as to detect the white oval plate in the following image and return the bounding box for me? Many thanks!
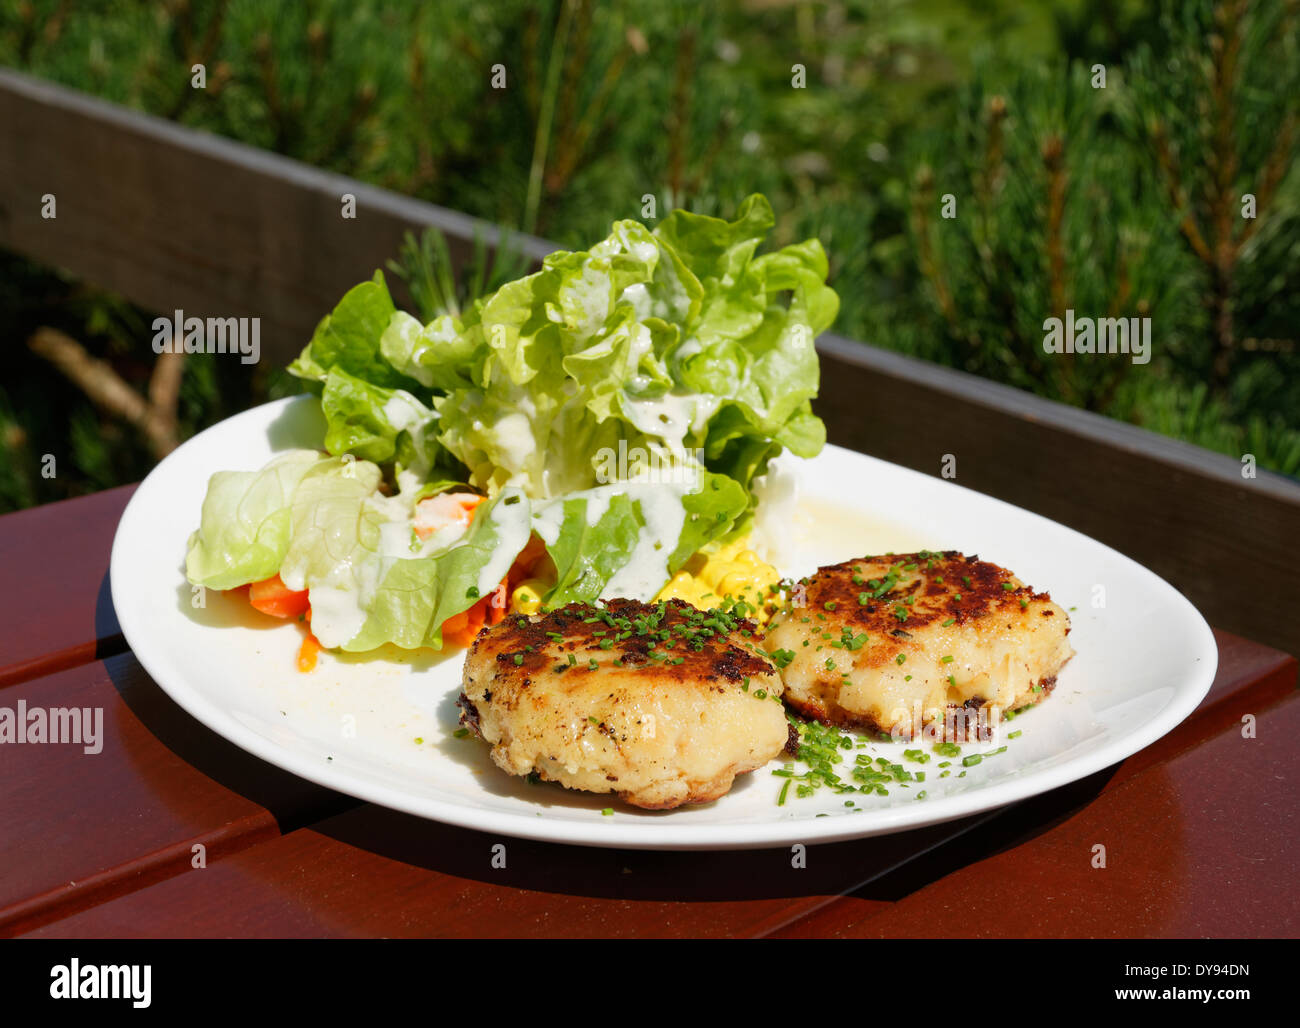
[111,396,1217,850]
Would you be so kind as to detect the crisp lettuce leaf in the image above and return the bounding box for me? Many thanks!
[275,458,532,651]
[286,195,835,518]
[431,196,834,511]
[277,456,385,594]
[195,194,839,651]
[380,310,485,393]
[344,489,532,652]
[668,472,750,571]
[185,450,330,591]
[531,473,749,610]
[535,492,644,608]
[289,272,421,392]
[318,366,457,485]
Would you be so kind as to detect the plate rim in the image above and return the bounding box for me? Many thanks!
[110,395,1219,850]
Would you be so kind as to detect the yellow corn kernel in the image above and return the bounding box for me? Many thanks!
[655,539,779,613]
[510,578,548,615]
[656,570,710,608]
[716,570,763,600]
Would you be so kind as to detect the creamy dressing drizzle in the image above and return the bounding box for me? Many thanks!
[601,483,688,600]
[472,490,533,599]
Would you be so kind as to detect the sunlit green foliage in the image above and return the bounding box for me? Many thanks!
[1,0,1295,511]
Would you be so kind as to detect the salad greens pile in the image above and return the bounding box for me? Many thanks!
[185,194,838,653]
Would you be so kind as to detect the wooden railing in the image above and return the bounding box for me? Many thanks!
[3,68,1298,656]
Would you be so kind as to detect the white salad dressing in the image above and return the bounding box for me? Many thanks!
[600,481,689,600]
[583,491,612,526]
[748,461,800,570]
[621,282,652,321]
[304,487,534,650]
[526,479,688,602]
[299,495,415,649]
[304,584,369,648]
[620,390,717,454]
[567,264,613,337]
[471,491,533,599]
[381,392,429,433]
[379,390,439,476]
[530,499,566,547]
[488,412,537,472]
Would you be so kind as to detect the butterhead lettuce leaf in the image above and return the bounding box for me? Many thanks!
[191,195,836,652]
[185,449,332,591]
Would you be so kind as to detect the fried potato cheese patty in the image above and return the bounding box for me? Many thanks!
[458,598,794,809]
[765,551,1073,741]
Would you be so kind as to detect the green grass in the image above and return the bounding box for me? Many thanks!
[1,0,1296,512]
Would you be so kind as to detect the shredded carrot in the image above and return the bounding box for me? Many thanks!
[485,580,508,625]
[414,492,485,539]
[442,595,489,648]
[507,533,547,590]
[248,574,310,618]
[296,631,321,672]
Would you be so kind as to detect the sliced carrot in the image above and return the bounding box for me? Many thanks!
[485,580,508,625]
[296,631,321,672]
[248,573,310,618]
[440,607,471,649]
[442,594,489,648]
[414,492,485,539]
[507,533,547,590]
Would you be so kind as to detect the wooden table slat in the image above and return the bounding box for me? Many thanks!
[19,802,1004,939]
[0,484,136,687]
[0,653,354,936]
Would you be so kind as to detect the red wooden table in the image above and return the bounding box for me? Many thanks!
[2,486,1296,938]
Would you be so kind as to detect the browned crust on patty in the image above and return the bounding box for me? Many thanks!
[467,597,777,707]
[458,597,788,809]
[798,550,1057,642]
[769,551,1072,742]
